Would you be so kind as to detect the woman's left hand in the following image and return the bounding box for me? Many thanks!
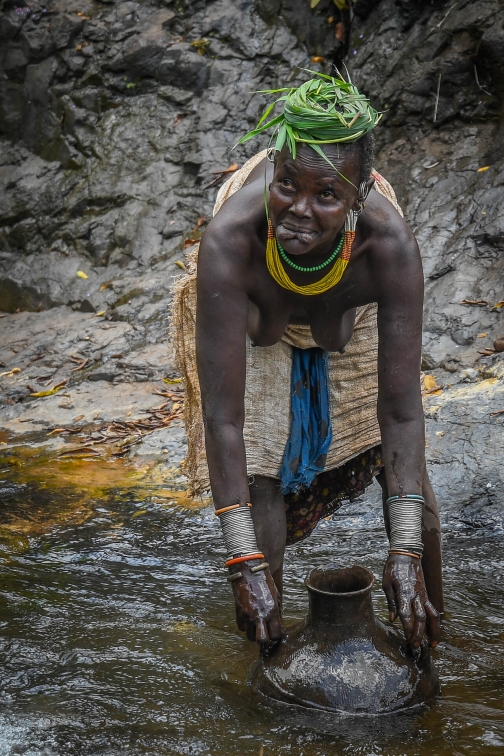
[382,553,440,648]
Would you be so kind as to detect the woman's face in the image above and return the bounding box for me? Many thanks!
[268,145,360,257]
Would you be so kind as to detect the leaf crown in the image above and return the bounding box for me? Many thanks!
[237,71,382,167]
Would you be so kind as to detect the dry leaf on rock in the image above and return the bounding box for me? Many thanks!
[30,378,67,397]
[30,385,65,398]
[423,374,438,391]
[211,164,239,176]
[58,446,101,458]
[335,22,345,41]
[71,358,88,373]
[426,387,444,396]
[460,299,488,306]
[174,112,190,124]
[204,164,239,190]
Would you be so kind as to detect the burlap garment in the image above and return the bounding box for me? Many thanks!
[171,151,403,497]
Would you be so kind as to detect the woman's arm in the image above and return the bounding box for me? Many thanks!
[196,216,283,646]
[196,219,250,508]
[376,222,440,648]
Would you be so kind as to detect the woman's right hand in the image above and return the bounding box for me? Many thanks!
[230,561,285,648]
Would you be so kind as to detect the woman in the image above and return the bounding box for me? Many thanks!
[172,75,443,651]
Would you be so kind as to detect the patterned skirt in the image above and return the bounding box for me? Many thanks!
[285,445,383,546]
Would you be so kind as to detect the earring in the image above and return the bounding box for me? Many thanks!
[355,181,370,215]
[266,147,276,162]
[358,181,370,202]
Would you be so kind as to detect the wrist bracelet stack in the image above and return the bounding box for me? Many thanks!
[387,494,424,558]
[215,503,264,568]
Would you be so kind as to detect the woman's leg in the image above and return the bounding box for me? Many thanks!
[376,469,444,615]
[249,475,287,601]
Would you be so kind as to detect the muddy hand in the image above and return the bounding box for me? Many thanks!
[382,554,440,649]
[230,561,285,648]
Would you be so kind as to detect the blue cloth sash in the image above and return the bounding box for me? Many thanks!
[278,346,332,495]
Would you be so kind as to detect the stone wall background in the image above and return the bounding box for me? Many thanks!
[1,0,503,525]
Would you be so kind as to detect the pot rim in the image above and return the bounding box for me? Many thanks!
[304,566,375,597]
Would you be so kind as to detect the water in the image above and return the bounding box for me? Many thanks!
[0,458,503,755]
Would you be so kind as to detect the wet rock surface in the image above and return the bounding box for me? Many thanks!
[1,0,503,525]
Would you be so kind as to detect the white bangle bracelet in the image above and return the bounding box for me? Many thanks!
[215,504,262,564]
[387,494,424,557]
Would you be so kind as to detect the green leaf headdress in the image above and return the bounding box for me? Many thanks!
[237,71,382,187]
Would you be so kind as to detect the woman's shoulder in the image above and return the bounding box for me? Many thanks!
[213,151,269,215]
[364,184,414,242]
[361,186,420,274]
[204,166,269,249]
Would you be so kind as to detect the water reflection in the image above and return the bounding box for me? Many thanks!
[0,462,503,755]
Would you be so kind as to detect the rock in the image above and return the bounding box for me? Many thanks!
[0,11,24,41]
[50,13,84,49]
[254,0,282,23]
[87,372,117,382]
[3,45,29,83]
[282,0,342,58]
[157,44,209,91]
[132,424,186,466]
[425,362,504,527]
[0,278,56,313]
[109,24,170,77]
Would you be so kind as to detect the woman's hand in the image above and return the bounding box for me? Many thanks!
[382,554,440,649]
[230,562,285,648]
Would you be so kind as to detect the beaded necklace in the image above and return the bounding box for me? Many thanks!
[276,234,343,272]
[266,211,357,296]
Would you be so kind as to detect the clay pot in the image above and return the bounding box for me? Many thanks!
[253,565,439,713]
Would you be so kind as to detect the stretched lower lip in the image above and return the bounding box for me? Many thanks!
[276,223,317,245]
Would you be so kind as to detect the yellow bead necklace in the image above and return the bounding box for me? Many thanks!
[265,212,357,296]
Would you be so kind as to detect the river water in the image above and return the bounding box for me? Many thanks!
[0,455,503,756]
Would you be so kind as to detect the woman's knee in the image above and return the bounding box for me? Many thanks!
[249,475,283,506]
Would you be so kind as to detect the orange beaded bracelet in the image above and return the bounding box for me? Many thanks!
[225,553,264,568]
[214,503,252,516]
[389,550,421,559]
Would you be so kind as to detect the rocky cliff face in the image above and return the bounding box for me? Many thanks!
[1,0,503,525]
[1,0,353,316]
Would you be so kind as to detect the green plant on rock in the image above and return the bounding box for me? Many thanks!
[190,38,211,55]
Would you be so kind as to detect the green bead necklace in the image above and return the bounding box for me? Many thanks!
[277,235,344,272]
